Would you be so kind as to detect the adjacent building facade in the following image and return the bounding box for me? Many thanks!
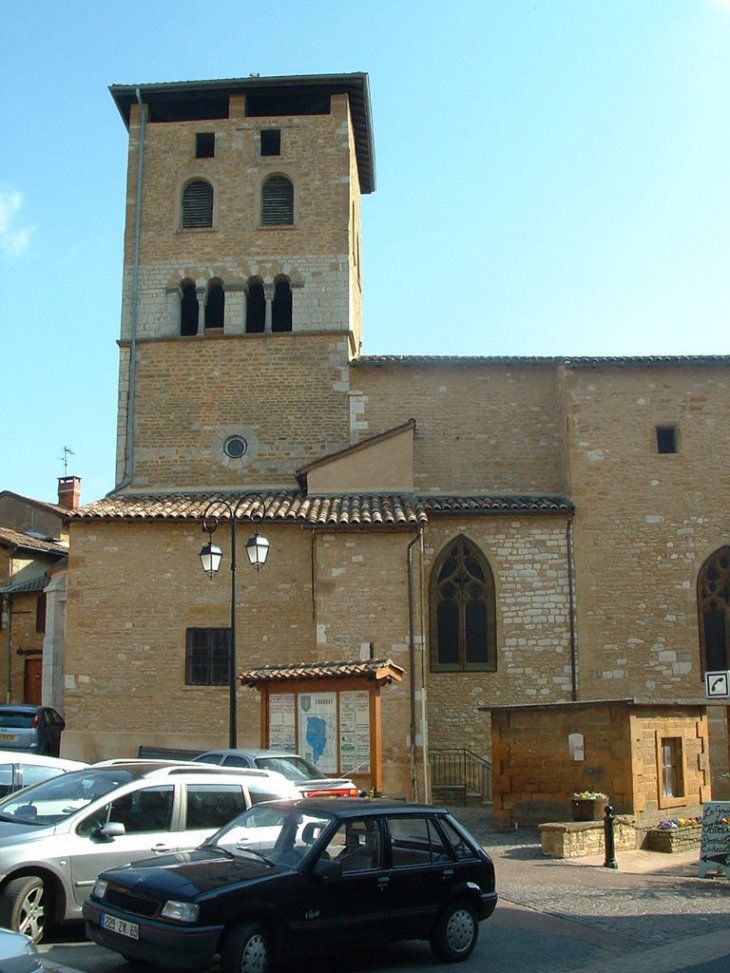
[59,73,729,808]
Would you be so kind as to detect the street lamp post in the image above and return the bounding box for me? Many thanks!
[199,495,270,748]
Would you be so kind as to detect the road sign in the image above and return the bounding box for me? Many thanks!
[705,670,730,698]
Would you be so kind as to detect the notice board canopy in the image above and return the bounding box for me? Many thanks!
[240,658,404,794]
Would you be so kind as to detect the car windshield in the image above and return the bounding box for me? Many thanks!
[255,755,331,781]
[209,804,333,865]
[0,768,136,826]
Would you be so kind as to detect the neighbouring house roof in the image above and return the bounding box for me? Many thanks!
[0,574,51,596]
[0,527,68,556]
[70,490,573,526]
[240,658,405,687]
[295,420,416,478]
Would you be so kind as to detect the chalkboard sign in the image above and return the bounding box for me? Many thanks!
[698,800,730,878]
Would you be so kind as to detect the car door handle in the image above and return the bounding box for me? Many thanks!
[151,843,174,853]
[377,876,390,891]
[441,869,454,879]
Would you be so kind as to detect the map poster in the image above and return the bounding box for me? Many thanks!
[297,692,338,774]
[698,801,730,878]
[339,690,370,774]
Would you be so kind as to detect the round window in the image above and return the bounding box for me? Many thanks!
[224,436,248,459]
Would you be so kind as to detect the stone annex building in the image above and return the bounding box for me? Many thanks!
[38,72,730,805]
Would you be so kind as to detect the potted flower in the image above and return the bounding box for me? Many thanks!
[571,791,609,821]
[647,816,702,852]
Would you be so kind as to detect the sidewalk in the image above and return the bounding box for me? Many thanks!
[455,805,730,973]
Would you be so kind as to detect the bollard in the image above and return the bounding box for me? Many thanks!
[603,804,618,869]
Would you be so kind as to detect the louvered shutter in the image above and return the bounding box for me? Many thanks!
[182,180,213,228]
[261,176,293,225]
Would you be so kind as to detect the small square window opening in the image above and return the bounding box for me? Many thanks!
[261,129,281,156]
[656,426,677,454]
[196,133,215,158]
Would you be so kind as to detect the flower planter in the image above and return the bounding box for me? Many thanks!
[647,825,702,853]
[571,798,607,821]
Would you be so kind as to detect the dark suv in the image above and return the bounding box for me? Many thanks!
[84,798,497,970]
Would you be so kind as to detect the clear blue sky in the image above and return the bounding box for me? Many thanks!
[2,0,729,504]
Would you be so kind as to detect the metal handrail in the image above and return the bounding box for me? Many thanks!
[429,748,492,802]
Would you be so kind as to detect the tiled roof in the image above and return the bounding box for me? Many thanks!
[0,527,68,555]
[72,490,572,524]
[0,574,50,595]
[422,494,572,514]
[240,658,405,686]
[352,355,730,368]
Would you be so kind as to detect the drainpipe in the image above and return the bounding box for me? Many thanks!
[407,528,424,801]
[4,546,17,703]
[115,88,147,491]
[567,512,578,701]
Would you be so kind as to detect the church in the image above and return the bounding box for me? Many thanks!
[56,72,729,805]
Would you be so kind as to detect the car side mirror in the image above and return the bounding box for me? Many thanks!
[313,857,342,882]
[96,821,126,841]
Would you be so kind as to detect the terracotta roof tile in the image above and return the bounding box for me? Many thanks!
[240,658,405,686]
[72,490,572,524]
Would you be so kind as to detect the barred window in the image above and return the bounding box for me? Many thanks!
[186,628,230,685]
[261,175,293,226]
[430,536,496,672]
[182,180,213,228]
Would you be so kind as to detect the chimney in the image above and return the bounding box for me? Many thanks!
[58,475,81,511]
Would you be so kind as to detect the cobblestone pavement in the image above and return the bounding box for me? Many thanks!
[455,806,730,973]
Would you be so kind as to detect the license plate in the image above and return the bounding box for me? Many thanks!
[102,913,139,940]
[0,735,16,741]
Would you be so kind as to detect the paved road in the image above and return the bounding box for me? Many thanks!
[38,807,730,973]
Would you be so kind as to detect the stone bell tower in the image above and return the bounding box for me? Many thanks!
[109,74,375,494]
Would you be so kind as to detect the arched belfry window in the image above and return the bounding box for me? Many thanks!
[246,278,265,333]
[180,280,198,336]
[182,179,213,228]
[205,280,225,329]
[429,536,496,672]
[261,175,293,226]
[272,275,292,332]
[698,546,730,674]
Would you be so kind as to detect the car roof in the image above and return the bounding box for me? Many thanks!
[0,753,87,770]
[264,797,448,817]
[0,704,50,713]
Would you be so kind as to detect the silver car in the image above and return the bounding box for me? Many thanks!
[0,753,88,799]
[0,760,298,942]
[0,927,43,973]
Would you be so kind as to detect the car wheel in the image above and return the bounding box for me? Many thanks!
[430,898,478,963]
[0,875,47,943]
[220,921,271,973]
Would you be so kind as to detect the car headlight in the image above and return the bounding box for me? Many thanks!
[92,878,108,900]
[161,900,200,923]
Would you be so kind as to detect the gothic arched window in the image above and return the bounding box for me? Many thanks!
[698,546,730,674]
[429,536,496,672]
[182,179,213,228]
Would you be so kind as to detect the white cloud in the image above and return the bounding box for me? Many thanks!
[710,0,730,10]
[0,189,34,257]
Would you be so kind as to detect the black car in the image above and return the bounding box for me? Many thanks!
[84,798,498,971]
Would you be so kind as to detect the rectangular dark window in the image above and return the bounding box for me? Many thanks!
[196,132,215,158]
[35,593,46,633]
[656,425,677,454]
[260,129,281,156]
[185,627,230,685]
